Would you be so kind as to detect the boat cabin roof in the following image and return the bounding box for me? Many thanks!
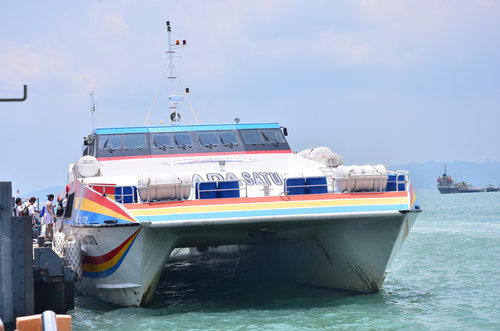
[84,122,291,159]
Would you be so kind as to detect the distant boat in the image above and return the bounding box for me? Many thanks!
[485,184,500,192]
[437,165,488,194]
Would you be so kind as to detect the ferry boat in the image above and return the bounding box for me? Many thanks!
[59,22,421,307]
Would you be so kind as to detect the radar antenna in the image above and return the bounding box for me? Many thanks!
[166,21,187,122]
[144,21,199,125]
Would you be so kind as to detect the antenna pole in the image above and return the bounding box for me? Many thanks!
[90,91,96,131]
[166,21,175,89]
[145,21,193,124]
[166,21,178,122]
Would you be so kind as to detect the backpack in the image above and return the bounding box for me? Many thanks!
[39,206,46,217]
[21,205,30,216]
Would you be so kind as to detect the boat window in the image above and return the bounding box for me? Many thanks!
[172,132,192,148]
[261,129,286,144]
[64,193,75,219]
[198,131,221,147]
[124,133,146,150]
[152,133,173,150]
[241,129,265,145]
[99,134,122,151]
[218,130,239,146]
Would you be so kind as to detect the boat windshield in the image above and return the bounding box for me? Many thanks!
[99,134,122,151]
[173,132,192,148]
[152,133,173,150]
[218,130,239,146]
[198,131,220,147]
[240,129,285,145]
[95,126,289,158]
[124,133,146,150]
[261,129,286,144]
[241,129,265,145]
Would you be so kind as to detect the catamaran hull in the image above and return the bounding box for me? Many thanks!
[72,209,418,307]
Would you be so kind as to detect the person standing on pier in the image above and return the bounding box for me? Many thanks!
[14,197,23,216]
[42,194,56,240]
[27,197,39,238]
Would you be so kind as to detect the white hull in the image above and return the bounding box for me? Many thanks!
[69,209,418,306]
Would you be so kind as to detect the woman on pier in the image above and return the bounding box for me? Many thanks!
[42,194,56,240]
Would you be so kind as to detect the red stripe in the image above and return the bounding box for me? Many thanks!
[97,150,292,161]
[125,191,408,210]
[82,229,140,265]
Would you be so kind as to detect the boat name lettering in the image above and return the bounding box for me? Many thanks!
[192,172,283,186]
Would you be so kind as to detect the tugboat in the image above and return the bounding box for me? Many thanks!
[437,165,484,194]
[58,22,421,307]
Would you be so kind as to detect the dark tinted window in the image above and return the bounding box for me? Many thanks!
[198,131,220,147]
[173,132,192,148]
[99,134,122,150]
[124,133,146,150]
[261,129,286,144]
[152,133,173,151]
[218,131,239,146]
[241,129,265,145]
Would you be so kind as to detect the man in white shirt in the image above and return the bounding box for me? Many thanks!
[14,198,23,216]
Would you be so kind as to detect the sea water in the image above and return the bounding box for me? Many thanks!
[69,191,500,330]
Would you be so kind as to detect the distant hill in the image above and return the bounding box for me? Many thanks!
[389,161,500,190]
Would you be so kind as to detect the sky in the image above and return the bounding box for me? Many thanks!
[1,0,499,194]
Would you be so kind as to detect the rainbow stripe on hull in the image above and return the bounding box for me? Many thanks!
[82,228,141,278]
[126,191,411,224]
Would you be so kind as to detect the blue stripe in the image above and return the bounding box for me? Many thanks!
[77,210,132,225]
[96,123,280,135]
[135,204,409,223]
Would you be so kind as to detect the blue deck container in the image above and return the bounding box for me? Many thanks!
[218,181,240,198]
[306,177,328,194]
[286,178,307,195]
[197,182,218,199]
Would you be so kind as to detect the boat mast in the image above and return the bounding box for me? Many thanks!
[166,21,187,122]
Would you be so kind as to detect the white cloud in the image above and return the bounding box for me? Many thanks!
[90,5,130,37]
[0,42,69,87]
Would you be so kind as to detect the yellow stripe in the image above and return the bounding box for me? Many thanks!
[410,187,417,208]
[80,198,132,221]
[82,231,138,273]
[130,197,409,217]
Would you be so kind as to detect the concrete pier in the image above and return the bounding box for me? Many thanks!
[0,182,14,327]
[0,182,74,330]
